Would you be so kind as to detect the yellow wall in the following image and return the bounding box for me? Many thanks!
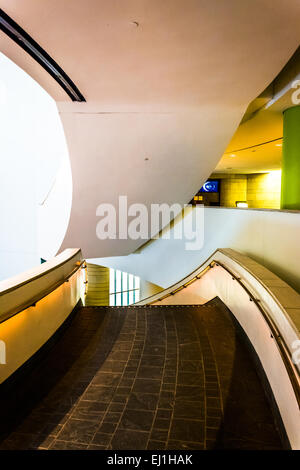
[85,263,109,306]
[219,174,247,207]
[0,268,84,384]
[86,263,162,306]
[247,172,281,209]
[212,171,281,209]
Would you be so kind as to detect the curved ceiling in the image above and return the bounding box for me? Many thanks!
[216,47,300,174]
[0,1,300,258]
[1,1,300,107]
[215,109,284,173]
[0,8,85,101]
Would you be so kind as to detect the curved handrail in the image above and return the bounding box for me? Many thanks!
[214,260,300,408]
[136,248,300,409]
[0,249,84,324]
[0,249,83,297]
[134,250,218,305]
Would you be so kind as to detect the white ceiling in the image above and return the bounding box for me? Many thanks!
[1,0,300,108]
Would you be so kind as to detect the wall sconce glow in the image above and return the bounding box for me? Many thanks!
[265,170,282,190]
[268,170,282,178]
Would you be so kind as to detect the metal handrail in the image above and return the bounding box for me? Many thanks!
[212,260,300,408]
[139,262,213,304]
[0,260,85,325]
[0,249,83,297]
[151,258,300,408]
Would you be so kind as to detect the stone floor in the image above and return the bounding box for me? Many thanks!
[0,300,283,450]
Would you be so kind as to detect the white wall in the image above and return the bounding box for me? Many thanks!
[0,53,72,281]
[91,207,300,293]
[59,105,243,259]
[54,0,300,260]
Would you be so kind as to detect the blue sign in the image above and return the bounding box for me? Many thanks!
[199,180,219,193]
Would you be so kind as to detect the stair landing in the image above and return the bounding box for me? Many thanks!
[0,300,282,450]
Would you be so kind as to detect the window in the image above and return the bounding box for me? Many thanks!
[109,269,140,306]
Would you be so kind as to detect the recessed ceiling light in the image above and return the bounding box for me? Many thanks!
[229,154,236,157]
[275,143,282,147]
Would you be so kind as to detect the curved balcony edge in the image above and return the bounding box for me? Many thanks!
[0,249,86,384]
[136,248,300,449]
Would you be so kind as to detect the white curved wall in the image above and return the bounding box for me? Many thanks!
[0,53,72,281]
[92,207,300,293]
[38,151,72,261]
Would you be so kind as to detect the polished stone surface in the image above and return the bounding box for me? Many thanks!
[0,300,282,450]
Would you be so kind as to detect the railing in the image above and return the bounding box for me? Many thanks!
[138,250,300,402]
[214,259,300,408]
[136,248,300,448]
[0,249,86,384]
[0,250,86,324]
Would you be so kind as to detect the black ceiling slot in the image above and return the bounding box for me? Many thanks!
[0,8,85,102]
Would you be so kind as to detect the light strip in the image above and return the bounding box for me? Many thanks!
[0,9,85,102]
